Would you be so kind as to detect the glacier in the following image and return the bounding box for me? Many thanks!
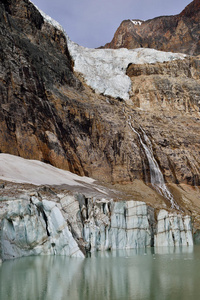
[31,0,187,102]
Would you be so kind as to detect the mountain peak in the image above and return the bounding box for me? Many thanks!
[180,0,200,18]
[104,0,200,56]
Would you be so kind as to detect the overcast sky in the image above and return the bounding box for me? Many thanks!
[32,0,191,48]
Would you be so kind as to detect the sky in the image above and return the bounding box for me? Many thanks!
[32,0,191,48]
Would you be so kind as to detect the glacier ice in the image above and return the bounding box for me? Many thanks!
[67,38,186,101]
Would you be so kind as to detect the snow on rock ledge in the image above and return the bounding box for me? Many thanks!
[131,20,144,26]
[31,1,187,101]
[0,153,94,186]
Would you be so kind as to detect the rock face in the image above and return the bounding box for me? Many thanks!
[0,182,193,261]
[104,0,200,56]
[0,0,200,193]
[0,0,83,173]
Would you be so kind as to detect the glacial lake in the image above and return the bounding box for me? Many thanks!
[1,246,200,300]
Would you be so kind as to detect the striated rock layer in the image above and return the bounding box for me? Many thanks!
[104,0,200,56]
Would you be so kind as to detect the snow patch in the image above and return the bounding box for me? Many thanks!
[0,154,95,186]
[131,20,143,25]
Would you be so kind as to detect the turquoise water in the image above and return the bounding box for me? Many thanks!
[1,246,200,300]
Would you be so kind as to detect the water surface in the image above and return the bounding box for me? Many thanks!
[1,246,200,300]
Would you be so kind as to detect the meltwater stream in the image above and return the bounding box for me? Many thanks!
[128,117,179,209]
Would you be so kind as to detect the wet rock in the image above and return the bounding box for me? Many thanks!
[193,229,200,244]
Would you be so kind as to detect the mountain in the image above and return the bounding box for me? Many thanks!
[0,0,200,214]
[0,0,200,260]
[104,0,200,56]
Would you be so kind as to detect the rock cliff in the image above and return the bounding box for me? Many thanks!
[1,0,200,191]
[104,0,200,56]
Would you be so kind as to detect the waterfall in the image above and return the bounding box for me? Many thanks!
[128,117,179,210]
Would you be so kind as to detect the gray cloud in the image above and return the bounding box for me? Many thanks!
[32,0,191,48]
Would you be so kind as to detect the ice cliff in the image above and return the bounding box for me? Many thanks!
[0,155,193,261]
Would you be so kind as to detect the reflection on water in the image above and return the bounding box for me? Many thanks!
[0,246,200,300]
